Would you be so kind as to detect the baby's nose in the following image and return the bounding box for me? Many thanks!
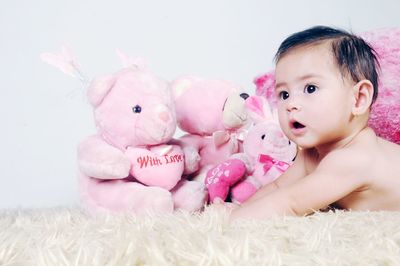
[286,99,301,112]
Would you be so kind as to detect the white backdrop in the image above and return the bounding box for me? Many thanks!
[1,0,398,209]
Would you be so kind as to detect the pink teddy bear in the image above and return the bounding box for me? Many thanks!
[206,95,297,204]
[77,67,207,214]
[171,76,250,183]
[255,27,400,144]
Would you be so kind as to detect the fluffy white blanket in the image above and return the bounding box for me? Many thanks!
[1,207,400,265]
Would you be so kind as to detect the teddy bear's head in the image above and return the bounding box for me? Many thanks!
[243,96,297,162]
[87,68,176,150]
[172,75,249,136]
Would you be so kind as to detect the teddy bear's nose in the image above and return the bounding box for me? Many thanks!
[276,131,284,138]
[158,111,170,122]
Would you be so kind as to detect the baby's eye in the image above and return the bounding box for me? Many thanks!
[278,91,290,100]
[304,84,318,94]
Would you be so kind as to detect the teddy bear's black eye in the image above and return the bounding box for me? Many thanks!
[132,105,142,113]
[261,134,266,140]
[240,93,249,100]
[288,140,291,145]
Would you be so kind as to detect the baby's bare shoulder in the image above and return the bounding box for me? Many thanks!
[317,147,373,177]
[378,137,400,157]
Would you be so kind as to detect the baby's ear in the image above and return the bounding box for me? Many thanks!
[351,79,374,115]
[245,95,273,123]
[87,74,117,107]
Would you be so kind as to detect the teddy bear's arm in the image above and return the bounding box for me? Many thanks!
[77,135,131,179]
[230,153,254,173]
[170,135,203,175]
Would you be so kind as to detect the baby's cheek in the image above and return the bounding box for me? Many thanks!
[277,114,288,130]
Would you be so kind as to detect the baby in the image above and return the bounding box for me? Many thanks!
[226,26,400,220]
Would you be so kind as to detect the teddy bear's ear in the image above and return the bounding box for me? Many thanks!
[245,95,274,123]
[271,109,281,124]
[254,72,277,107]
[116,49,148,70]
[87,74,117,107]
[171,75,201,100]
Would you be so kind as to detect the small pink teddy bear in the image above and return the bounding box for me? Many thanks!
[171,75,250,183]
[205,95,297,204]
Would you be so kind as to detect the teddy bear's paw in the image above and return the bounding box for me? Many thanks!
[205,159,246,185]
[231,178,260,204]
[182,146,201,174]
[171,180,208,212]
[138,188,175,214]
[83,179,174,214]
[230,153,253,173]
[77,135,131,179]
[110,183,174,214]
[78,158,131,180]
[205,159,246,202]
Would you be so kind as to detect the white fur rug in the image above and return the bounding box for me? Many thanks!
[1,207,400,265]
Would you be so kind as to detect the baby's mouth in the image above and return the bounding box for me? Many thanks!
[290,120,305,130]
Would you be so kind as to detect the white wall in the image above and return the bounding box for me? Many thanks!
[1,0,398,209]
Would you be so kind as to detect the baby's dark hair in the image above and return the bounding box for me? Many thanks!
[275,26,380,103]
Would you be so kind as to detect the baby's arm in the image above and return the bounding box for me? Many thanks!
[230,150,366,220]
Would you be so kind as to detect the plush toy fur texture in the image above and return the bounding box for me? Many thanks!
[255,28,400,144]
[1,207,400,265]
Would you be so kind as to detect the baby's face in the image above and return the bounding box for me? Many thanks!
[275,42,355,149]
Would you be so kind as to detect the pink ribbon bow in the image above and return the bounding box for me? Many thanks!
[259,154,290,174]
[212,130,247,148]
